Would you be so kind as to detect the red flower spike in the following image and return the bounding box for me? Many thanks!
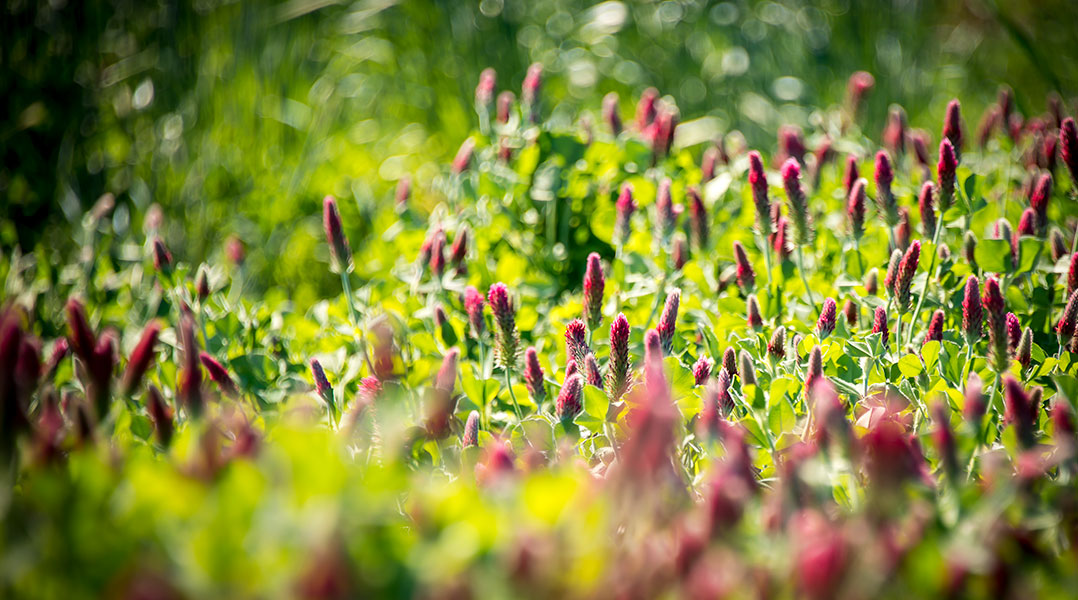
[523,347,546,403]
[556,374,584,421]
[943,99,964,162]
[462,411,480,447]
[606,313,632,401]
[121,321,160,396]
[322,196,352,274]
[872,307,889,347]
[962,276,983,343]
[733,241,755,292]
[602,92,622,136]
[924,310,944,346]
[843,299,858,329]
[847,178,866,241]
[937,138,958,211]
[656,289,680,355]
[817,298,837,339]
[747,151,772,237]
[564,319,590,368]
[1061,118,1078,184]
[200,352,238,398]
[582,253,605,332]
[918,182,937,240]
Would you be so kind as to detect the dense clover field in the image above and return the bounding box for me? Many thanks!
[5,66,1078,599]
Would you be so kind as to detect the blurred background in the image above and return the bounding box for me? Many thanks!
[4,0,1077,307]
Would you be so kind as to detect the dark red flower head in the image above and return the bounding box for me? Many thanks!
[937,138,958,211]
[452,138,475,174]
[817,298,837,339]
[1058,289,1078,340]
[487,283,519,368]
[1061,118,1078,184]
[872,307,889,347]
[842,299,858,329]
[847,178,867,240]
[462,411,480,447]
[747,295,763,329]
[523,347,545,402]
[476,68,496,109]
[602,92,622,136]
[1030,172,1052,233]
[722,347,737,377]
[121,320,160,396]
[435,348,459,394]
[896,241,921,313]
[323,196,352,274]
[843,155,859,198]
[200,352,238,398]
[918,182,937,240]
[924,309,944,346]
[564,319,590,368]
[656,289,680,355]
[615,183,636,245]
[874,151,897,226]
[496,91,515,124]
[767,326,786,359]
[733,241,755,292]
[1003,376,1037,449]
[692,356,713,385]
[747,151,772,237]
[943,99,964,160]
[464,286,485,338]
[778,125,806,166]
[636,87,659,130]
[582,252,605,331]
[962,276,983,343]
[152,237,172,273]
[606,313,631,400]
[781,158,811,244]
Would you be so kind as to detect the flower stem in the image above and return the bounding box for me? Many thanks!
[795,244,818,315]
[340,271,374,374]
[505,367,523,421]
[910,219,944,333]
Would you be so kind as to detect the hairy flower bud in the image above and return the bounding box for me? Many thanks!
[1057,289,1078,341]
[1016,326,1033,369]
[745,295,763,330]
[464,286,485,339]
[488,283,519,368]
[1061,118,1078,184]
[804,345,824,400]
[452,138,475,174]
[435,348,459,394]
[1030,172,1053,234]
[963,231,977,269]
[657,289,680,355]
[865,267,879,296]
[583,353,603,388]
[817,298,837,339]
[701,145,719,182]
[449,226,469,270]
[583,253,605,331]
[733,241,755,292]
[672,234,688,271]
[884,249,902,299]
[522,347,546,403]
[747,151,772,237]
[654,178,679,244]
[738,350,756,386]
[843,299,858,329]
[693,356,713,385]
[896,241,921,313]
[310,359,332,404]
[496,91,514,124]
[872,307,889,347]
[883,107,908,155]
[843,155,859,199]
[688,187,708,249]
[937,139,958,212]
[395,176,411,208]
[781,158,811,244]
[323,196,352,274]
[918,182,937,240]
[943,99,964,163]
[1005,312,1021,352]
[475,68,495,113]
[847,178,867,241]
[1050,230,1068,262]
[602,92,622,136]
[1003,376,1036,449]
[606,313,632,401]
[521,63,542,123]
[983,276,1008,371]
[778,125,806,166]
[145,385,173,447]
[200,352,238,398]
[963,276,983,344]
[924,309,945,346]
[874,151,898,227]
[462,411,480,447]
[722,347,737,378]
[564,319,590,368]
[556,373,584,422]
[767,326,786,359]
[121,320,160,396]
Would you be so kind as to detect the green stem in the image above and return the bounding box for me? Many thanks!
[478,339,488,429]
[340,271,374,374]
[644,271,669,330]
[505,367,523,421]
[604,421,621,461]
[910,220,944,334]
[853,237,864,277]
[795,244,818,315]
